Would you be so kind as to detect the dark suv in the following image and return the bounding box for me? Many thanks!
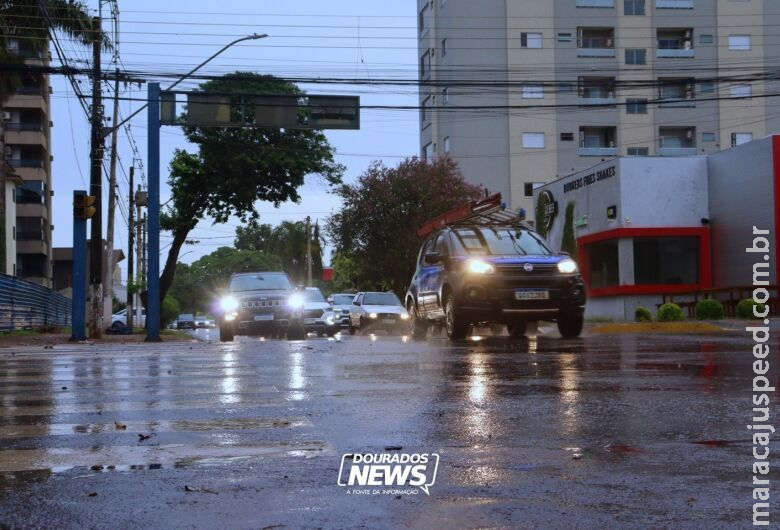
[405,224,586,340]
[216,272,305,342]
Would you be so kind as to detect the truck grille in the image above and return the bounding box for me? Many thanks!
[242,299,284,309]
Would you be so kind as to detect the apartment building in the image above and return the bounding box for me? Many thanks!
[418,0,780,213]
[1,39,54,286]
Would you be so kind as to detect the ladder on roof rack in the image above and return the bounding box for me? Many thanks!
[416,193,528,239]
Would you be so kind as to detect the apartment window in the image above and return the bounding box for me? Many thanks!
[728,35,751,50]
[421,96,432,127]
[729,84,752,99]
[699,81,715,94]
[521,32,543,49]
[423,142,434,162]
[657,28,693,50]
[561,132,575,141]
[659,127,696,148]
[699,34,713,44]
[578,27,614,49]
[702,132,716,142]
[441,38,447,56]
[659,77,695,101]
[580,126,617,148]
[443,136,451,154]
[15,180,45,204]
[578,76,616,99]
[420,50,431,79]
[522,133,545,149]
[624,0,645,15]
[419,5,430,36]
[732,132,753,146]
[626,98,647,114]
[17,217,43,241]
[442,87,449,105]
[559,82,577,93]
[627,147,649,156]
[522,85,544,99]
[625,48,646,64]
[558,33,573,42]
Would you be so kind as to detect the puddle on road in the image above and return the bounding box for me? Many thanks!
[0,417,312,439]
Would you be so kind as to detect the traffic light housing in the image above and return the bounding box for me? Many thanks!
[74,194,97,219]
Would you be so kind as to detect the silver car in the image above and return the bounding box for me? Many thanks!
[348,292,409,335]
[327,293,356,329]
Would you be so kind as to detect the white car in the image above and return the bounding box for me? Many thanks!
[302,287,334,336]
[111,308,146,328]
[348,292,408,335]
[195,316,215,329]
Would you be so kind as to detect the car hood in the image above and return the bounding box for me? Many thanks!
[362,304,406,315]
[304,301,331,311]
[332,304,352,312]
[229,289,292,299]
[452,255,565,265]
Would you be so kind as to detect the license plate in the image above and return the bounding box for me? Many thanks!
[382,319,397,325]
[254,314,274,321]
[515,289,549,300]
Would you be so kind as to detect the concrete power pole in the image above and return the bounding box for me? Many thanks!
[88,16,104,338]
[306,216,312,286]
[103,68,120,326]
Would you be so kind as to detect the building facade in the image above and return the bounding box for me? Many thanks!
[2,39,54,286]
[418,0,780,213]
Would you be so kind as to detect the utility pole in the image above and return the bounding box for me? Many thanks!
[306,216,312,286]
[103,66,120,326]
[141,212,147,292]
[126,166,134,328]
[88,16,104,338]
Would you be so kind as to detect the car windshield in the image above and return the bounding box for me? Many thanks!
[195,316,207,321]
[229,273,293,292]
[452,228,552,256]
[363,293,402,306]
[179,314,194,320]
[303,289,326,302]
[333,294,355,305]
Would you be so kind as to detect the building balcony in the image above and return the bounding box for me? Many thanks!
[657,98,696,108]
[16,239,48,256]
[16,202,49,220]
[577,97,618,106]
[659,147,697,156]
[577,47,616,58]
[657,49,695,58]
[5,128,48,151]
[576,0,614,6]
[656,0,694,8]
[11,166,47,182]
[4,94,48,113]
[9,158,44,169]
[580,147,619,156]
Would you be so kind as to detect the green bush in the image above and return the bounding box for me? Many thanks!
[736,298,768,320]
[656,303,684,322]
[695,299,725,320]
[634,306,653,322]
[161,295,181,327]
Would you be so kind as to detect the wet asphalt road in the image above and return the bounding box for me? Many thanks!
[0,326,777,529]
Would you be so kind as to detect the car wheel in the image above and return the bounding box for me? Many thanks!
[326,328,337,337]
[408,301,428,340]
[444,294,468,340]
[219,322,235,342]
[506,320,528,338]
[558,311,584,339]
[286,322,306,340]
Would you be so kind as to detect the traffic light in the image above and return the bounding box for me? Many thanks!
[74,195,97,219]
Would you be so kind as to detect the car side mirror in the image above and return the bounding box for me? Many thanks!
[353,300,361,306]
[424,252,442,264]
[327,297,333,304]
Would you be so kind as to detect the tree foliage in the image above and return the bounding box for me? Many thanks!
[158,72,344,305]
[326,157,482,295]
[169,247,282,313]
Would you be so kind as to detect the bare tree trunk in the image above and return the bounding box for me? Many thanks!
[159,226,191,305]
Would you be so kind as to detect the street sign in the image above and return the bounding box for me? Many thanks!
[159,91,360,130]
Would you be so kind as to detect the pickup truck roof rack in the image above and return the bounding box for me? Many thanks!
[416,193,531,239]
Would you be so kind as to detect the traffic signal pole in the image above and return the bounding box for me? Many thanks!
[146,82,161,341]
[71,191,92,341]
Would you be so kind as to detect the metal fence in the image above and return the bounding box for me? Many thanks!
[0,273,71,331]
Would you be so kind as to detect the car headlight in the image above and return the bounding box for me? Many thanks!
[557,258,579,274]
[220,296,239,312]
[467,259,495,274]
[400,312,409,320]
[288,294,304,309]
[369,312,378,319]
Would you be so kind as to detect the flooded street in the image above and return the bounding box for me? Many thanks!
[0,329,777,528]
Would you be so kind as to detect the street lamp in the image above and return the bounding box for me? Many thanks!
[144,33,268,341]
[109,33,268,137]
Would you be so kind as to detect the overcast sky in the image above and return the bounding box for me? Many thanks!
[50,0,419,273]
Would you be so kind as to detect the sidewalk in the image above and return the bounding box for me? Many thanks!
[0,329,193,348]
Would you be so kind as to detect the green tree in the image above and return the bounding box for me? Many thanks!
[561,202,577,260]
[234,220,274,252]
[0,1,108,103]
[158,72,344,306]
[327,157,482,295]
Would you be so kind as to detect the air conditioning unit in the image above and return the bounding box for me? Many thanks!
[2,111,10,121]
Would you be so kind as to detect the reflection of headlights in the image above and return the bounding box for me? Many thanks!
[220,296,239,312]
[288,294,304,309]
[369,313,378,319]
[400,313,409,320]
[224,314,236,322]
[467,259,495,274]
[557,259,579,274]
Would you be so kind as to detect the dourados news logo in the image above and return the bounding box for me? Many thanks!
[337,453,439,495]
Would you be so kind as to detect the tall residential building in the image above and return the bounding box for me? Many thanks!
[418,0,780,213]
[2,39,54,286]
